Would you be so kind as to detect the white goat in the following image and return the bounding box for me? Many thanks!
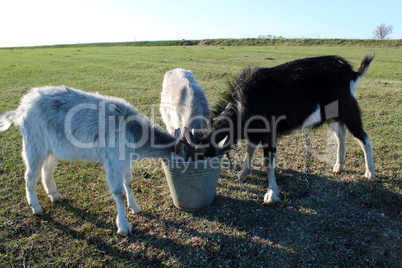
[160,68,210,144]
[0,85,189,236]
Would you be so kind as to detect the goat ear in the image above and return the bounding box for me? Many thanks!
[174,128,182,138]
[173,128,183,156]
[174,140,183,156]
[179,128,196,161]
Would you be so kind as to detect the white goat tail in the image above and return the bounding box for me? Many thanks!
[0,111,16,132]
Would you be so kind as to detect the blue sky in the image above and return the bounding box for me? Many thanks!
[1,0,401,47]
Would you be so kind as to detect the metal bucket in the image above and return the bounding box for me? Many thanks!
[161,155,223,211]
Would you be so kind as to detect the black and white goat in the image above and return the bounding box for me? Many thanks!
[200,55,375,204]
[0,85,191,236]
[160,68,210,149]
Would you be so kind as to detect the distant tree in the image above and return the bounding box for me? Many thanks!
[373,24,393,39]
[257,34,286,39]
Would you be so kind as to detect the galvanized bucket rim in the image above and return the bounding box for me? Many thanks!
[163,153,224,164]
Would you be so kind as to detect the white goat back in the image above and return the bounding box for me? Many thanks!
[160,68,210,139]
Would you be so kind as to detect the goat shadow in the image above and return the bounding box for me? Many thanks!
[36,202,165,267]
[29,165,401,266]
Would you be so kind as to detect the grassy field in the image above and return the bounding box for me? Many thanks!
[0,44,400,267]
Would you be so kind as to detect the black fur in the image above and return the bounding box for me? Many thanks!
[202,55,374,158]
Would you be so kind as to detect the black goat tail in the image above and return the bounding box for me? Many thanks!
[357,54,375,77]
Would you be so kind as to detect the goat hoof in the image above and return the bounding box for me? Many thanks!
[117,226,132,237]
[116,217,132,237]
[263,190,281,205]
[333,164,344,174]
[32,206,44,215]
[50,194,62,202]
[237,173,248,182]
[131,206,142,214]
[364,171,375,179]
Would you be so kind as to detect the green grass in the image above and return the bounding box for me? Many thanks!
[0,44,401,267]
[2,38,400,49]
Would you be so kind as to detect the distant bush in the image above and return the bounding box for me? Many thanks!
[179,39,194,46]
[198,40,211,46]
[205,38,401,48]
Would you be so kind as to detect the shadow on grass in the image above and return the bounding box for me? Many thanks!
[127,167,400,266]
[208,167,401,266]
[10,166,399,267]
[36,203,164,267]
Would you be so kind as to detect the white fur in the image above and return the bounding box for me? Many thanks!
[328,121,347,173]
[0,85,184,236]
[160,68,210,140]
[357,136,375,179]
[350,80,358,99]
[238,143,257,182]
[328,121,375,178]
[263,158,280,204]
[301,104,321,128]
